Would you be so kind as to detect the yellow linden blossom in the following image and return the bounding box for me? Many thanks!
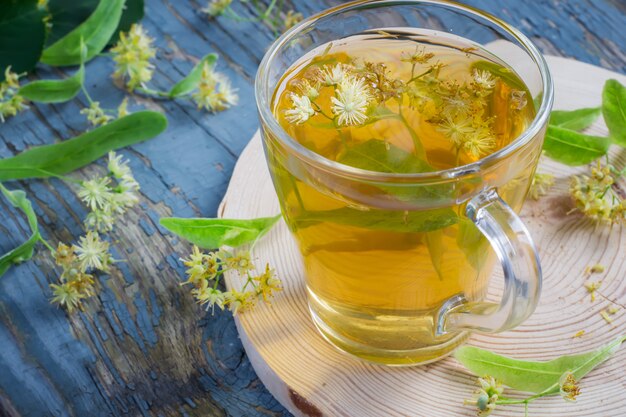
[400,46,434,65]
[50,240,99,312]
[253,264,282,302]
[285,93,315,124]
[191,280,226,312]
[463,127,495,159]
[436,114,475,147]
[321,64,348,86]
[117,97,130,118]
[559,372,581,402]
[529,172,555,200]
[78,177,113,211]
[111,24,156,91]
[472,69,496,91]
[202,0,232,17]
[80,101,113,126]
[222,250,255,274]
[181,245,219,284]
[75,232,112,272]
[192,63,239,112]
[51,282,86,312]
[331,76,371,126]
[0,67,28,123]
[570,162,624,224]
[225,290,256,315]
[54,242,77,268]
[464,376,503,417]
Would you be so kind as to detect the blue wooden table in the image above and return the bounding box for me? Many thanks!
[0,1,624,416]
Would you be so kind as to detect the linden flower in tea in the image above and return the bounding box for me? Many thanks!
[274,38,534,169]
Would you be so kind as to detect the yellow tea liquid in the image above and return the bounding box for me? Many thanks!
[266,31,537,364]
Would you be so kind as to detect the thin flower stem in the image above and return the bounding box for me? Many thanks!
[135,86,171,98]
[397,111,426,159]
[39,236,55,252]
[407,68,433,84]
[262,0,278,18]
[312,103,334,120]
[81,85,94,105]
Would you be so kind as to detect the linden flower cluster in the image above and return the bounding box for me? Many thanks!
[529,172,555,200]
[559,372,581,402]
[50,233,112,312]
[0,67,28,123]
[464,376,503,417]
[78,151,141,232]
[285,63,373,127]
[192,62,239,112]
[569,162,625,224]
[181,246,281,315]
[111,24,157,91]
[283,47,518,160]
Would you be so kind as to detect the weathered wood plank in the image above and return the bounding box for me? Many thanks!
[0,0,623,416]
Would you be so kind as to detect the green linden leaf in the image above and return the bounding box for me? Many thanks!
[0,111,168,181]
[41,0,125,66]
[159,215,281,249]
[454,335,626,394]
[542,125,610,166]
[602,79,626,147]
[169,53,218,98]
[549,107,601,131]
[46,0,144,47]
[0,0,47,78]
[18,64,84,103]
[0,184,41,277]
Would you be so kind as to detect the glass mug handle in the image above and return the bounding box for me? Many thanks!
[436,188,542,335]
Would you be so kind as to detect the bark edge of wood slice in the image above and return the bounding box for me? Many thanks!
[218,56,626,417]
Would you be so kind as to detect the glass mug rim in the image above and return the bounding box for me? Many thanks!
[255,0,554,183]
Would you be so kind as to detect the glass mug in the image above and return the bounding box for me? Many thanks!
[255,0,553,365]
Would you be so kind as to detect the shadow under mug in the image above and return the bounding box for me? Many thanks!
[255,0,554,365]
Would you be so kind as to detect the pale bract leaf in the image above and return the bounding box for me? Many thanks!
[159,215,281,249]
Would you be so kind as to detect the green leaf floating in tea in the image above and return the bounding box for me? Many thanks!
[456,217,490,271]
[295,206,458,233]
[295,139,458,233]
[337,139,432,174]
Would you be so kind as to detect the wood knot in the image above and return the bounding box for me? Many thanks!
[289,388,323,417]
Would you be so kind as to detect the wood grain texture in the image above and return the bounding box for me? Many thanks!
[0,0,624,416]
[219,57,626,417]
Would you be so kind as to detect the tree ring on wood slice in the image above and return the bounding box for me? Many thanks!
[218,56,626,417]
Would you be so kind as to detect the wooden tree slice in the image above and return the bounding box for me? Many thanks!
[218,56,626,417]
